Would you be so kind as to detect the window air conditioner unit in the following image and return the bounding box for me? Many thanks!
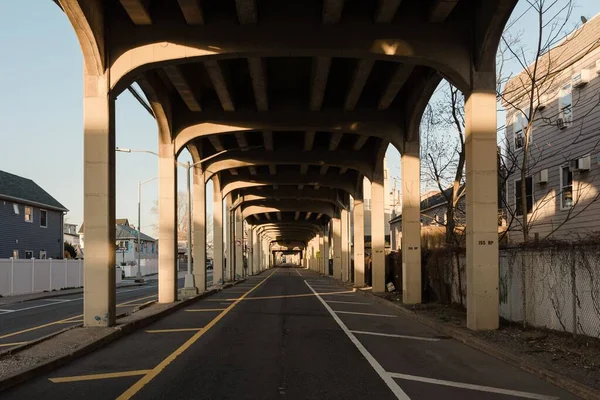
[578,155,591,171]
[557,118,568,130]
[538,169,548,184]
[572,69,590,88]
[569,159,579,172]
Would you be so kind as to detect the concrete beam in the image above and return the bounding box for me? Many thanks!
[353,135,369,151]
[248,57,268,111]
[163,65,202,111]
[320,165,329,175]
[304,131,316,151]
[310,57,331,111]
[205,60,235,111]
[263,131,273,150]
[429,0,459,23]
[269,165,276,175]
[242,201,335,219]
[295,211,300,220]
[177,0,204,25]
[345,60,375,110]
[378,64,414,110]
[234,132,249,149]
[174,110,404,153]
[233,186,343,207]
[110,23,471,95]
[235,0,257,24]
[329,132,343,151]
[249,166,257,175]
[119,0,151,25]
[339,167,348,174]
[230,168,239,176]
[323,0,344,24]
[265,212,271,221]
[375,0,402,23]
[276,212,282,221]
[208,135,225,151]
[305,212,312,220]
[201,149,373,182]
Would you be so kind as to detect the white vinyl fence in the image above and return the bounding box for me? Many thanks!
[0,259,122,297]
[121,259,187,278]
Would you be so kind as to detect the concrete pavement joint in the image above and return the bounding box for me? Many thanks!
[357,289,600,400]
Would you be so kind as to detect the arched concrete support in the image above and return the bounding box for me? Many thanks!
[255,225,322,238]
[231,187,347,210]
[175,111,404,153]
[220,173,357,199]
[202,149,374,183]
[58,0,105,76]
[109,23,470,95]
[82,71,116,327]
[401,138,422,304]
[241,201,335,220]
[192,168,206,292]
[465,69,499,330]
[212,175,224,285]
[158,141,178,304]
[353,185,365,287]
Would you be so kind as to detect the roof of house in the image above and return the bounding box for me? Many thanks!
[503,12,600,104]
[390,185,464,224]
[0,170,68,212]
[116,223,155,242]
[78,219,130,234]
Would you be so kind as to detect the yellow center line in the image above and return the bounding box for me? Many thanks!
[146,328,203,333]
[50,370,151,383]
[185,308,228,312]
[117,269,278,399]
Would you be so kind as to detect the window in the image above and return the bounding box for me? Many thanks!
[512,109,529,150]
[25,250,33,259]
[559,84,572,125]
[560,165,573,209]
[24,207,32,222]
[12,250,19,259]
[40,210,47,228]
[13,204,19,214]
[39,251,47,260]
[515,177,533,216]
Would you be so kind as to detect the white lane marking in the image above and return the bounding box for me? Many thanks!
[326,301,371,305]
[350,330,440,342]
[387,372,558,400]
[305,281,411,400]
[295,269,302,277]
[41,299,72,303]
[0,309,15,314]
[335,311,396,318]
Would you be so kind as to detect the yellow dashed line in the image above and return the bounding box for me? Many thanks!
[50,370,151,383]
[185,308,228,312]
[145,328,204,333]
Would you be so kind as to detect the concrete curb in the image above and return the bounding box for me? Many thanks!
[0,324,83,359]
[358,290,600,400]
[0,279,247,393]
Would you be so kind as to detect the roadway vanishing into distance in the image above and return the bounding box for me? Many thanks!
[0,273,211,351]
[3,266,575,399]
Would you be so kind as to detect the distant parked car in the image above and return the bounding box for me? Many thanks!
[206,259,213,270]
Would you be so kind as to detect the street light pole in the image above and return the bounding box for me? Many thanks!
[136,176,158,281]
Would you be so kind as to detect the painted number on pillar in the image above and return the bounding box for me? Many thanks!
[478,240,494,245]
[408,246,419,250]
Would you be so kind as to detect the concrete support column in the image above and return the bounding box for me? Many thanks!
[235,207,243,279]
[371,174,386,292]
[323,225,330,275]
[251,227,258,275]
[158,141,178,304]
[402,139,422,304]
[319,231,325,274]
[353,195,365,287]
[212,176,224,286]
[83,72,116,327]
[465,72,499,330]
[341,209,350,282]
[225,195,234,281]
[332,215,342,280]
[192,169,206,293]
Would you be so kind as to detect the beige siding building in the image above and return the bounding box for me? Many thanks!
[503,14,600,242]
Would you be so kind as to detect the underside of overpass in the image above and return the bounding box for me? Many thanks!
[58,0,517,331]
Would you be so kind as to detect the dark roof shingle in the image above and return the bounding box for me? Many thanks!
[0,170,67,211]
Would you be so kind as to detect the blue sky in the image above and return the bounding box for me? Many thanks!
[0,0,598,235]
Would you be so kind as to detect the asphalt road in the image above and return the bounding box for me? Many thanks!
[0,275,191,350]
[3,267,578,399]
